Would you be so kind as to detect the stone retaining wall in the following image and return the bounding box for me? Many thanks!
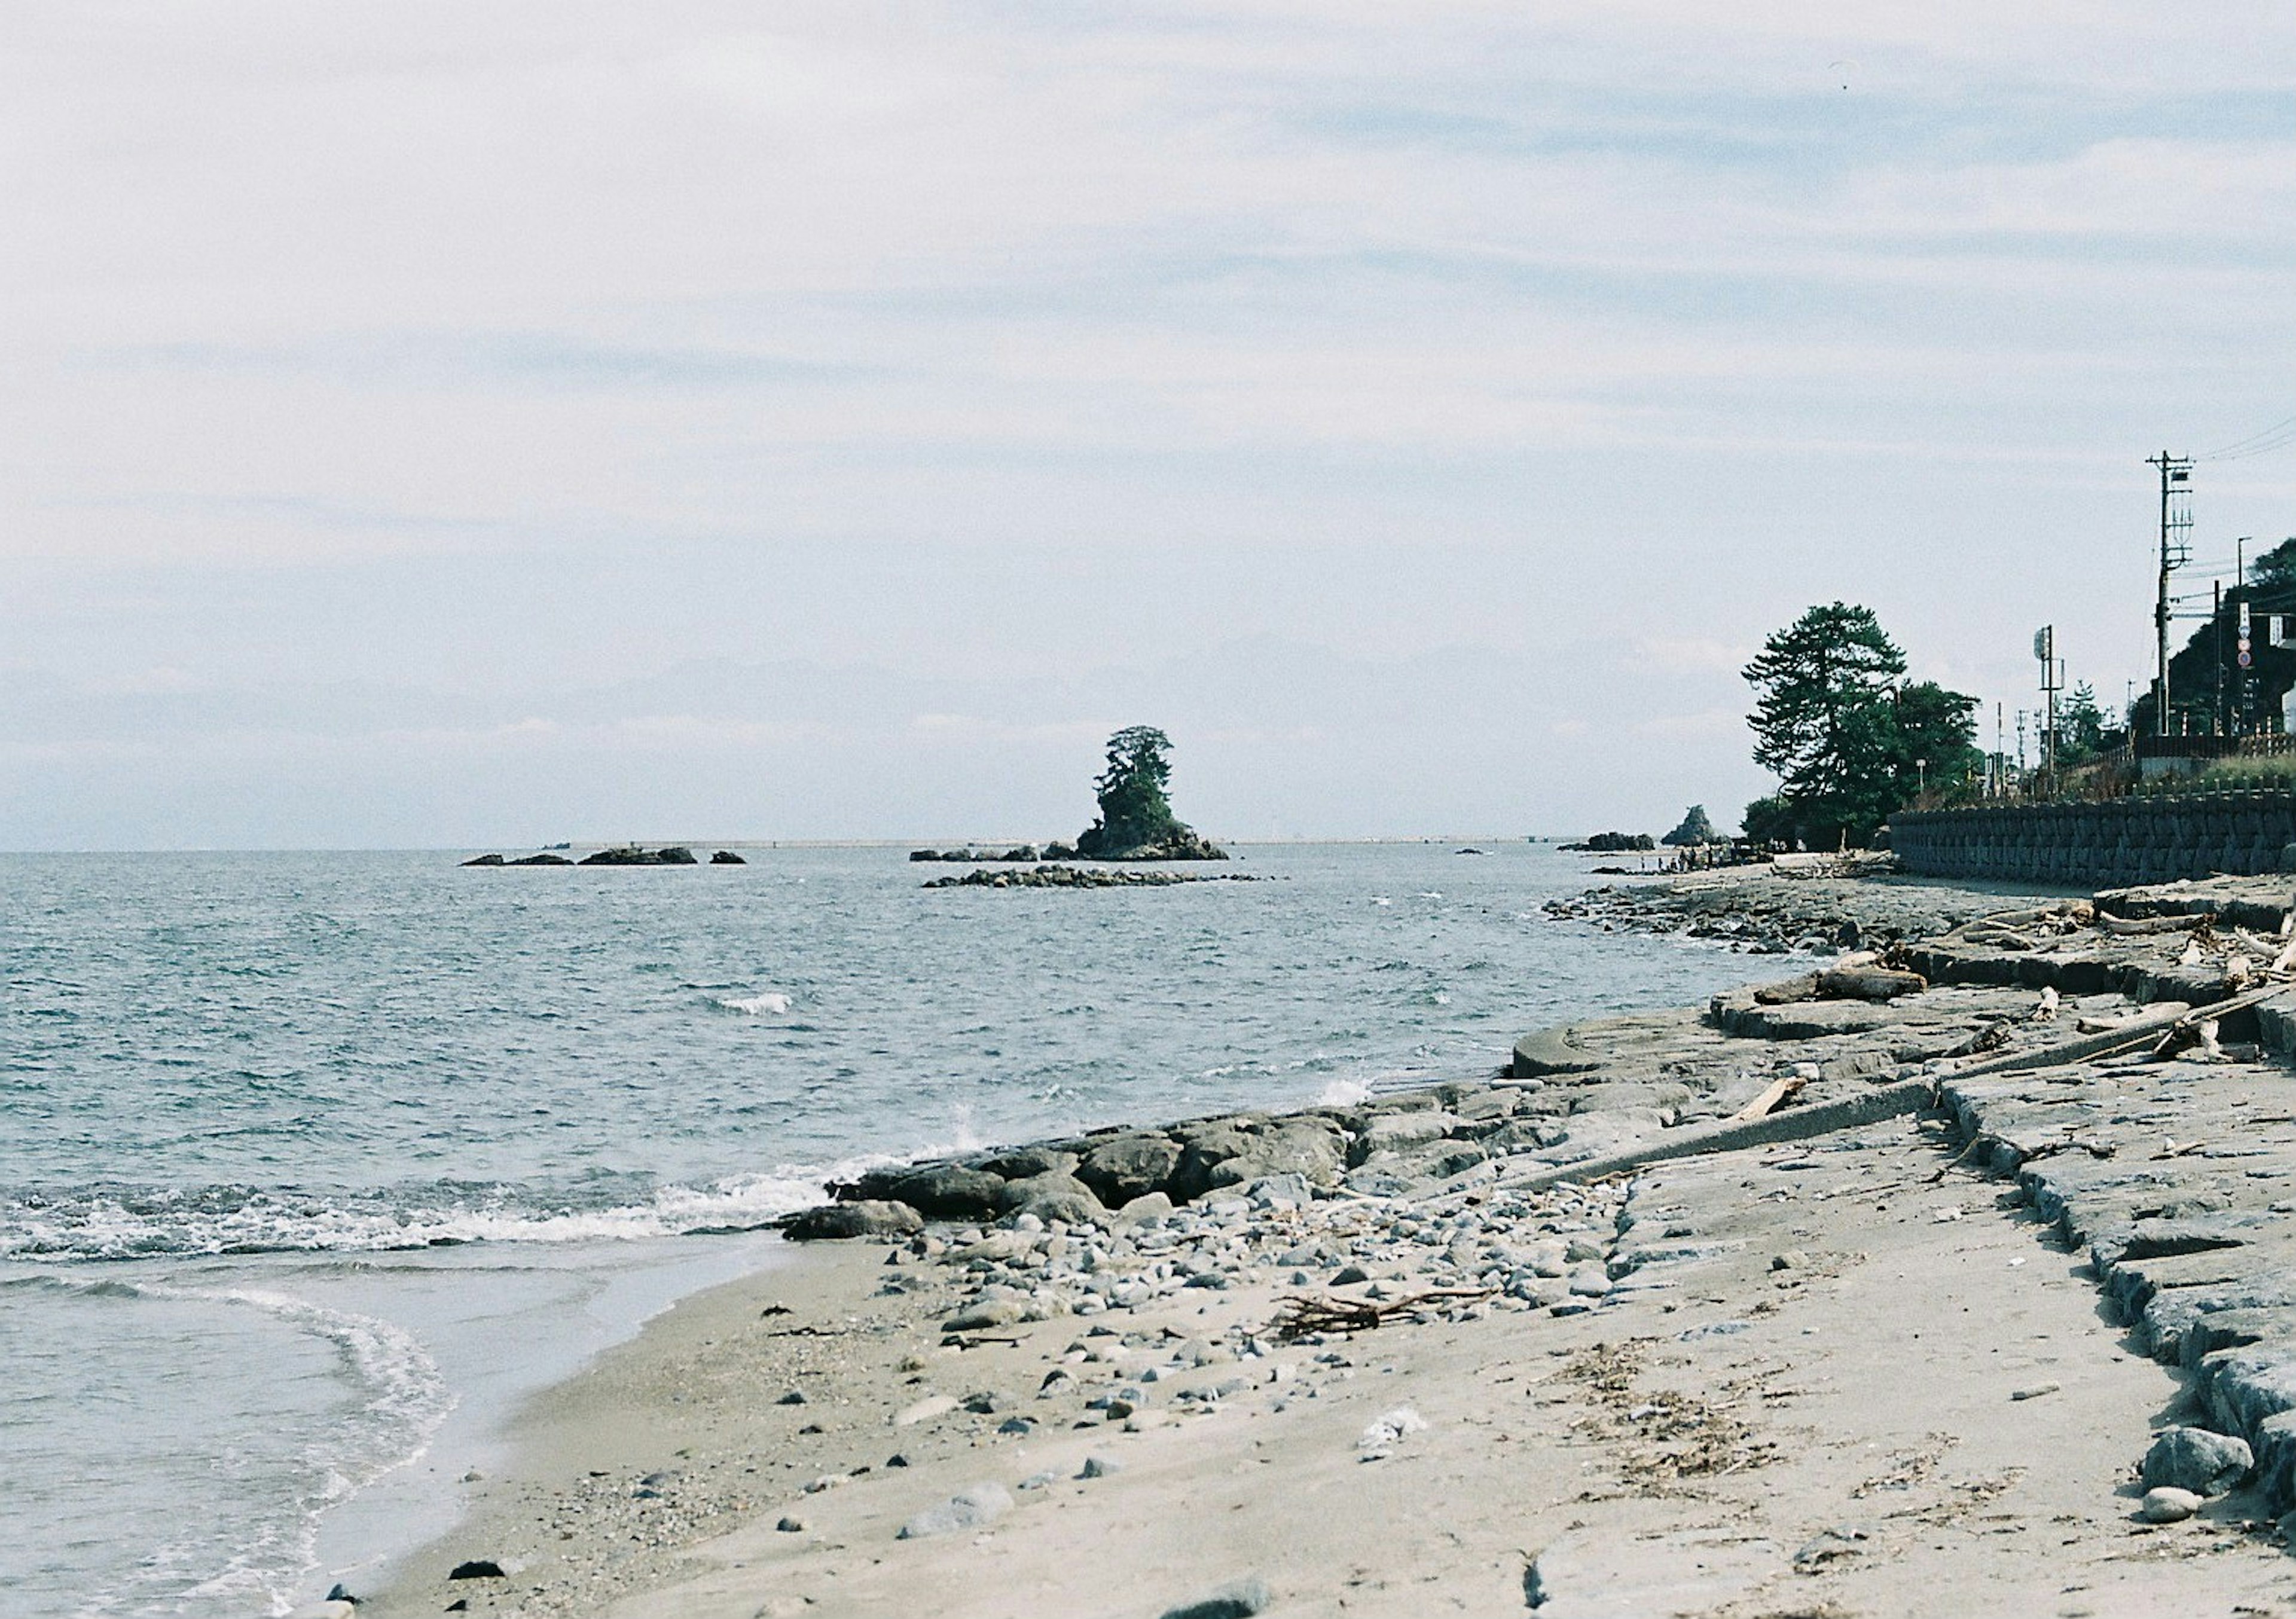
[1890,795,2296,887]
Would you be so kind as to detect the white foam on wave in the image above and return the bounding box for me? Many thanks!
[710,991,792,1016]
[1314,1077,1374,1105]
[0,1151,920,1261]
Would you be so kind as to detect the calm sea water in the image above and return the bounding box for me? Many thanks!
[0,844,1749,1616]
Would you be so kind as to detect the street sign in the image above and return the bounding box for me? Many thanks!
[2241,651,2254,668]
[2033,626,2053,663]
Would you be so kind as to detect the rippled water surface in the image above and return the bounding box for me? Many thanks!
[0,844,1745,1615]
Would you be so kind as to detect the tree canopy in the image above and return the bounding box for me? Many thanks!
[2248,539,2296,592]
[1744,603,1980,848]
[2057,682,2106,765]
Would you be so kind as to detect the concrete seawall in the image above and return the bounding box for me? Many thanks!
[1891,793,2296,887]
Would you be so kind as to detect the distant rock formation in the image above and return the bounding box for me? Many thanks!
[580,845,698,866]
[1563,832,1656,853]
[908,845,1043,863]
[710,850,747,864]
[1661,805,1723,846]
[460,852,573,866]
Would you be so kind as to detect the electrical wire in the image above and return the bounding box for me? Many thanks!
[2198,415,2296,462]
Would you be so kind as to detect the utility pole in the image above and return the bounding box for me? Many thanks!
[2035,626,2059,788]
[2150,451,2193,735]
[2237,537,2252,737]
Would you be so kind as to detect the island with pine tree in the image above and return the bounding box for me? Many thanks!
[911,726,1229,865]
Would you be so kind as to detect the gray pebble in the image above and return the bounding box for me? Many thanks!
[897,1481,1015,1539]
[2141,1486,2202,1523]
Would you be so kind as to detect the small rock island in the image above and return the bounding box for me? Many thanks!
[910,725,1229,870]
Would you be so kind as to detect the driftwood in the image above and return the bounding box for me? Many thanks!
[1960,928,2037,951]
[1945,983,2288,1080]
[1752,973,1822,1006]
[1817,966,1928,1002]
[1729,1074,1807,1122]
[1269,1287,1496,1341]
[2097,914,2207,937]
[1945,901,2094,940]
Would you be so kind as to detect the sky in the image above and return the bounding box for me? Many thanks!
[4,2,2295,848]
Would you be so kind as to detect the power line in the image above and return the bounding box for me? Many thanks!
[2198,414,2296,463]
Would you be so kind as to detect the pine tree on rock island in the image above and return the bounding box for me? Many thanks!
[1074,726,1227,860]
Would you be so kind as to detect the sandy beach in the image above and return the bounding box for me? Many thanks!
[359,866,2296,1619]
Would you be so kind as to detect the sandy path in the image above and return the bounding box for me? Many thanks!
[366,1110,2296,1619]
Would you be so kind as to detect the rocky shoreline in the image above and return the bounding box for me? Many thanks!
[1540,853,2059,953]
[361,863,2296,1619]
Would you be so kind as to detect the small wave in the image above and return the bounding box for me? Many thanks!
[1314,1077,1373,1106]
[710,991,792,1016]
[149,1283,453,1617]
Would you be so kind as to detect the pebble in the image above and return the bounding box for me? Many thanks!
[944,1299,1027,1332]
[1158,1577,1274,1619]
[2141,1486,2203,1523]
[775,1516,805,1532]
[897,1481,1015,1539]
[1079,1453,1125,1479]
[894,1394,960,1426]
[2009,1382,2060,1402]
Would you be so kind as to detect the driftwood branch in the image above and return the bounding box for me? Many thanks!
[1269,1287,1497,1341]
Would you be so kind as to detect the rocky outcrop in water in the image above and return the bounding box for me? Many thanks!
[581,846,698,866]
[461,853,574,866]
[923,864,1250,890]
[909,845,1045,863]
[1563,832,1656,853]
[1076,828,1229,862]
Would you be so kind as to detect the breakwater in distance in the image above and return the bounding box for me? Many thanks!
[1891,792,2296,887]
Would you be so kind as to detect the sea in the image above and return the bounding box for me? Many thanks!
[0,842,1762,1617]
